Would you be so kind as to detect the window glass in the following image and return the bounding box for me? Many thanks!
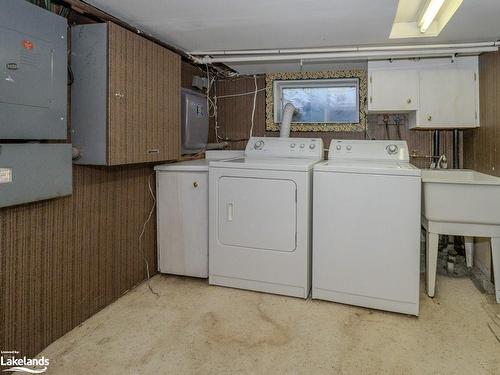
[274,79,359,124]
[282,86,358,123]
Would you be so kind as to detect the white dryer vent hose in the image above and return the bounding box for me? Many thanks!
[280,103,296,138]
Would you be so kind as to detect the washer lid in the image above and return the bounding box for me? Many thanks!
[210,157,319,172]
[315,160,421,177]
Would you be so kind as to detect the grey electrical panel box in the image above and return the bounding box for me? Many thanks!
[181,89,209,154]
[0,0,67,139]
[71,23,108,165]
[0,144,72,208]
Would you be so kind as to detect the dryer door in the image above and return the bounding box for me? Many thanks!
[218,177,297,252]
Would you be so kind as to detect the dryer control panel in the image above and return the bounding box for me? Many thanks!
[245,137,323,160]
[328,140,409,162]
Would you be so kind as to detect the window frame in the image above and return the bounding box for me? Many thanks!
[273,78,360,124]
[265,70,367,133]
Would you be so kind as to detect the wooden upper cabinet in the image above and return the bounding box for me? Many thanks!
[71,22,181,165]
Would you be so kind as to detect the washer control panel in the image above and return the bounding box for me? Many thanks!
[245,137,323,160]
[328,140,409,162]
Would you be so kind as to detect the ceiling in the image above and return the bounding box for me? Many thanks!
[86,0,500,53]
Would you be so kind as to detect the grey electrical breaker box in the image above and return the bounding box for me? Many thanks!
[181,88,209,154]
[70,23,108,165]
[0,144,72,208]
[0,0,68,139]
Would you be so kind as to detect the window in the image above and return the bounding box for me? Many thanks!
[265,71,366,132]
[273,78,359,124]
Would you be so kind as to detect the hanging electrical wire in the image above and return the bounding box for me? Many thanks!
[205,64,264,143]
[138,172,159,297]
[215,87,266,99]
[249,75,258,138]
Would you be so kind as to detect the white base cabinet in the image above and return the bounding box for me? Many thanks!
[156,168,209,278]
[368,57,479,129]
[154,151,244,278]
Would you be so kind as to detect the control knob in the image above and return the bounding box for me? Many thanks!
[386,144,399,155]
[254,140,265,150]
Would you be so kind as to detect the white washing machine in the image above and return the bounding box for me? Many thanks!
[313,140,421,315]
[209,137,323,298]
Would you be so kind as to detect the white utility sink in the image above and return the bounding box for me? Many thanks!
[421,169,500,303]
[422,169,500,225]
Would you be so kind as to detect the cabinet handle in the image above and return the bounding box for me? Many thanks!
[147,149,159,154]
[193,181,198,188]
[114,91,124,98]
[369,96,372,103]
[407,98,412,104]
[427,115,432,121]
[227,202,234,222]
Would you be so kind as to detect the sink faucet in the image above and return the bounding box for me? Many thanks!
[431,154,448,169]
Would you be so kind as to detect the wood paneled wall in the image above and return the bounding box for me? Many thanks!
[464,50,500,175]
[0,165,157,359]
[212,75,458,169]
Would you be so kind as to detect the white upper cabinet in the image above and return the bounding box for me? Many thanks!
[418,60,478,129]
[368,57,479,129]
[369,62,419,112]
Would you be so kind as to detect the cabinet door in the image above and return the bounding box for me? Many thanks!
[107,22,180,165]
[107,22,129,165]
[418,68,478,128]
[369,69,418,112]
[140,38,180,164]
[157,171,208,277]
[156,46,181,162]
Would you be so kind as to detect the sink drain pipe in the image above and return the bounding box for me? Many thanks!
[453,129,460,169]
[453,128,463,252]
[433,130,440,162]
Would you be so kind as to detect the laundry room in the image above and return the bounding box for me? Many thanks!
[1,0,500,374]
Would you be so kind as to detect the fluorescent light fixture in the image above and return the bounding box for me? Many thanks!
[418,0,445,33]
[390,0,464,39]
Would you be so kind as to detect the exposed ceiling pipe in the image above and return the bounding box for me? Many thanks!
[195,45,498,64]
[200,49,281,55]
[191,47,356,56]
[190,41,499,57]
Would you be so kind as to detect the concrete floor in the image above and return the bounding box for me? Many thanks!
[40,275,500,374]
